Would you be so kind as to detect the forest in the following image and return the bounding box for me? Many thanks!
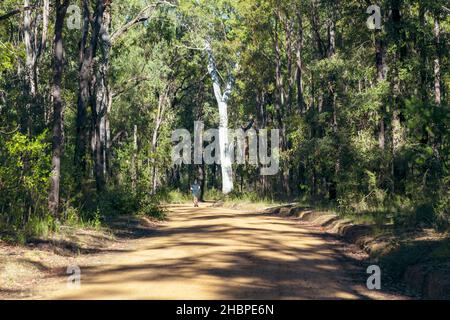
[0,0,448,243]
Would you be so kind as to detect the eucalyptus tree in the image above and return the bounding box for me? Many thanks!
[108,1,181,193]
[178,0,243,195]
[48,0,70,216]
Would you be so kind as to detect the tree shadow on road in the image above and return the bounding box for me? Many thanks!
[49,206,409,299]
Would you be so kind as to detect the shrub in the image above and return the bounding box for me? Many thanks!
[0,131,51,241]
[137,194,166,220]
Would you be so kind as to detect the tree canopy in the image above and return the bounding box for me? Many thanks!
[0,0,448,241]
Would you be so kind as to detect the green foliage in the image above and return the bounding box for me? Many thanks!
[1,0,449,244]
[0,131,52,241]
[137,194,167,220]
[228,190,266,202]
[204,188,223,201]
[160,189,192,204]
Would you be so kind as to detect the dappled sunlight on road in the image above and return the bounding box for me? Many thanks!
[41,204,392,299]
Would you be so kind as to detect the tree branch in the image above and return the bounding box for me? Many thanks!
[110,1,176,45]
[112,76,152,99]
[0,5,39,22]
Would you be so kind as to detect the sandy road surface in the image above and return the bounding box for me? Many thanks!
[41,204,403,299]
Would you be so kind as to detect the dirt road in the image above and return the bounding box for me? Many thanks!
[41,204,403,299]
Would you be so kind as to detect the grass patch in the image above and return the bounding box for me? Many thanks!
[164,189,192,204]
[210,189,284,210]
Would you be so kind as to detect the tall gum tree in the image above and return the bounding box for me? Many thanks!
[48,0,70,216]
[179,0,242,195]
[205,39,235,194]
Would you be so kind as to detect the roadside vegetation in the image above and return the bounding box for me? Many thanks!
[1,0,448,246]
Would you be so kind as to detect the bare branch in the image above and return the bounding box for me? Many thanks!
[110,1,176,45]
[112,76,152,99]
[0,5,39,22]
[0,125,20,135]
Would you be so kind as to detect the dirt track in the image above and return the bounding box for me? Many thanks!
[40,204,404,299]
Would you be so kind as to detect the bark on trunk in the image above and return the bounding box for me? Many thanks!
[38,0,50,60]
[22,0,37,134]
[92,2,111,191]
[273,11,290,194]
[74,0,92,183]
[23,0,37,98]
[311,0,325,59]
[74,0,106,190]
[151,91,167,194]
[327,10,336,57]
[375,27,387,151]
[433,16,442,106]
[390,0,406,192]
[391,3,405,155]
[48,0,69,217]
[296,11,304,113]
[418,3,428,103]
[205,39,234,195]
[131,125,138,191]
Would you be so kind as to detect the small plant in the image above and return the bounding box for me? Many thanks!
[64,205,81,227]
[165,189,191,203]
[138,194,166,220]
[90,209,102,230]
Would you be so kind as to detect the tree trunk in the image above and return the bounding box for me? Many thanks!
[433,16,441,106]
[282,11,294,115]
[273,11,289,195]
[92,102,106,192]
[274,13,285,142]
[74,0,106,189]
[328,5,338,200]
[48,0,69,217]
[105,91,113,176]
[390,0,406,193]
[22,0,37,134]
[40,0,50,56]
[92,2,111,191]
[330,89,339,201]
[295,11,304,113]
[327,9,336,57]
[74,0,92,184]
[310,0,325,59]
[375,27,387,151]
[131,125,138,191]
[198,164,205,201]
[23,0,36,98]
[151,92,166,194]
[418,3,428,103]
[205,39,234,195]
[211,164,217,190]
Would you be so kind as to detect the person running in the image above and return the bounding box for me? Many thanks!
[190,179,201,207]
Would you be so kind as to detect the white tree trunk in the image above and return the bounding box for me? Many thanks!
[131,124,138,191]
[151,92,165,194]
[23,0,36,97]
[434,17,441,106]
[205,40,233,194]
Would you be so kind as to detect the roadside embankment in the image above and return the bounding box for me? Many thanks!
[264,204,450,300]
